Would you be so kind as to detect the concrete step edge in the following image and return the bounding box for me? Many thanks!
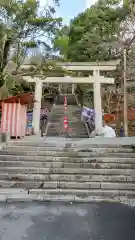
[29,188,135,197]
[0,167,135,175]
[5,146,135,152]
[0,188,134,203]
[1,161,135,169]
[0,187,134,195]
[7,142,135,148]
[4,194,135,206]
[0,180,135,190]
[0,173,133,182]
[1,152,135,157]
[1,155,135,162]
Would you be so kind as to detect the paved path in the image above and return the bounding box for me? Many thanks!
[0,202,135,240]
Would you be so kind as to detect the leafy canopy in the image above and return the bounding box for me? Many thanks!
[0,0,62,97]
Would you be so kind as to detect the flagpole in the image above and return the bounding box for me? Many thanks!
[123,48,128,136]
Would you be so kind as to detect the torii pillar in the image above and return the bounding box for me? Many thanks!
[33,78,42,134]
[23,77,43,134]
[93,70,110,134]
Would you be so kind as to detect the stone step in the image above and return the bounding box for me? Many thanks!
[0,180,135,191]
[46,126,87,132]
[48,119,63,122]
[50,110,79,113]
[69,127,87,130]
[6,141,134,148]
[66,135,88,138]
[68,122,84,124]
[47,131,88,135]
[0,188,28,196]
[7,140,134,147]
[46,130,61,135]
[46,128,62,133]
[70,128,88,130]
[2,172,135,182]
[0,167,135,175]
[69,131,88,134]
[1,150,135,157]
[7,141,62,147]
[1,155,135,163]
[5,143,135,154]
[0,173,131,182]
[69,133,88,136]
[49,114,64,116]
[48,121,84,125]
[0,188,134,203]
[5,146,134,153]
[29,189,135,198]
[47,121,62,125]
[7,144,133,150]
[51,112,79,115]
[67,136,88,139]
[68,127,87,130]
[0,160,135,169]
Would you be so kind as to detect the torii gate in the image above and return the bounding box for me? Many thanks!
[23,60,120,135]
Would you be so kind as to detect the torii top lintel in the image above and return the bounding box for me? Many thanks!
[22,59,120,84]
[57,59,120,71]
[22,59,120,72]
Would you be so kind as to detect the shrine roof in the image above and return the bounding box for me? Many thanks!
[0,93,35,105]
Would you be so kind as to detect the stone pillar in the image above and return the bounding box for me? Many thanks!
[32,79,42,134]
[93,70,102,134]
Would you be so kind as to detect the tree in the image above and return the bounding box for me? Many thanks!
[67,0,127,62]
[0,0,62,98]
[53,25,70,61]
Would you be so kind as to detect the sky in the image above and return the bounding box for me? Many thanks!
[56,0,86,24]
[42,0,97,24]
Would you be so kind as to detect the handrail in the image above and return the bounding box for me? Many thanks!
[84,121,91,138]
[74,94,91,138]
[44,96,58,136]
[74,94,81,108]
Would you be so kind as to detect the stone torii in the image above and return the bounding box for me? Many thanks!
[23,60,119,135]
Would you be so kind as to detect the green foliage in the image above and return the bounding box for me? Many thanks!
[68,3,127,62]
[0,0,61,98]
[53,25,70,61]
[52,0,135,106]
[53,0,130,62]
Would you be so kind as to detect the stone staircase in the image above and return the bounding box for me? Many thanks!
[68,107,88,138]
[46,95,88,138]
[0,138,135,203]
[46,105,64,136]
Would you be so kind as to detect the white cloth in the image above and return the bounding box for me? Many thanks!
[90,125,116,138]
[101,125,116,138]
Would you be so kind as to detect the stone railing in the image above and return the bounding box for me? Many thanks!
[0,132,10,142]
[0,132,10,150]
